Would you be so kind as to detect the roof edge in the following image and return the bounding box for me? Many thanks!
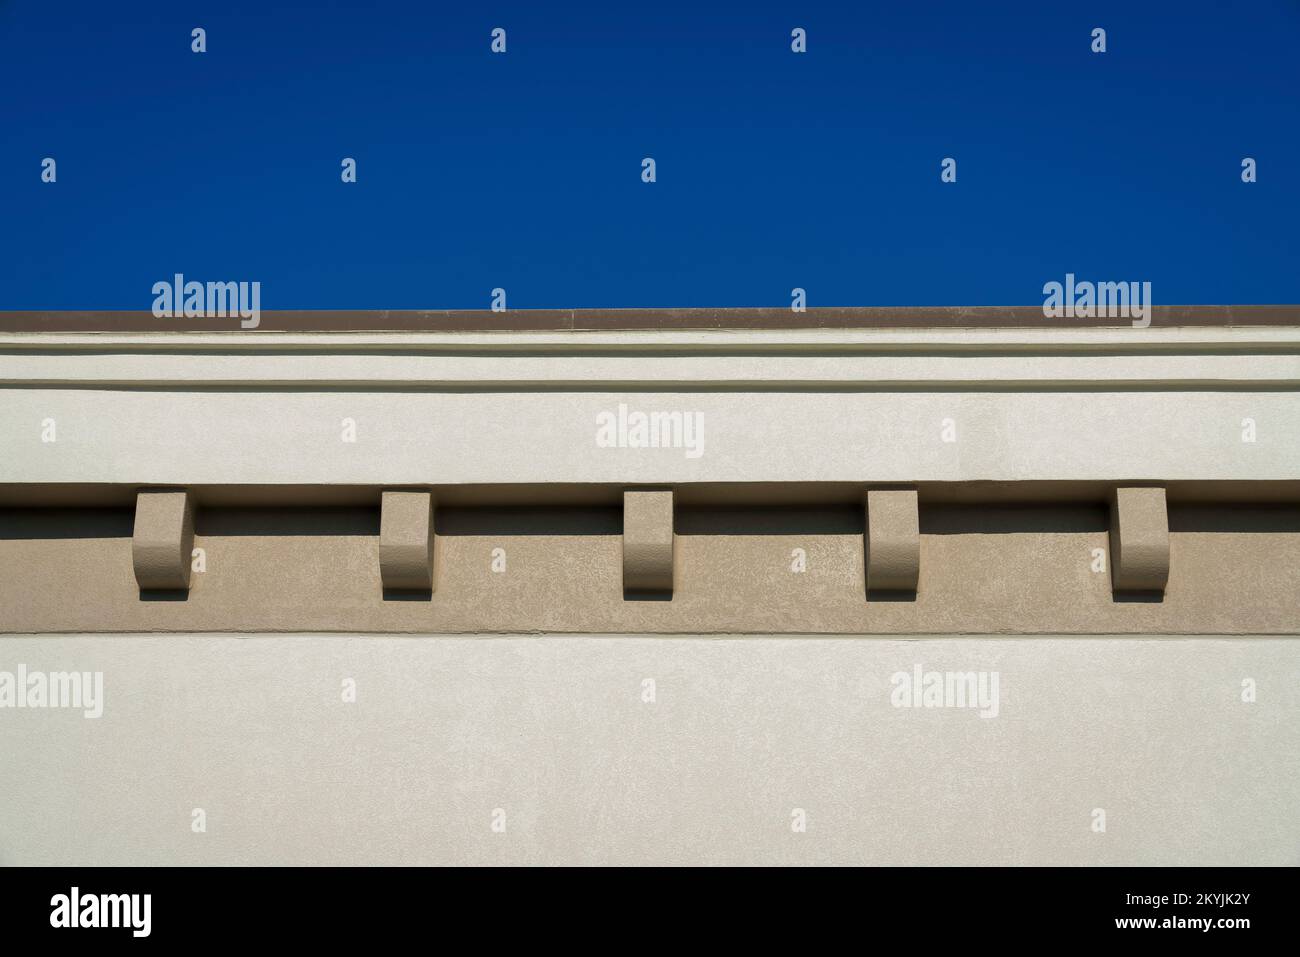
[2,305,1299,334]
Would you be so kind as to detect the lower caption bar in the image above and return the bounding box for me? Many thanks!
[0,866,1290,943]
[0,863,1294,946]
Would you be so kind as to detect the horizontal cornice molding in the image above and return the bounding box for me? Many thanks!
[4,327,1300,391]
[4,326,1300,351]
[4,311,1297,488]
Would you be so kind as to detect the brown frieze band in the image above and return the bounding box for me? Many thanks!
[2,305,1299,334]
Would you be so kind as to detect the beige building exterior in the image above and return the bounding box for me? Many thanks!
[1,308,1297,865]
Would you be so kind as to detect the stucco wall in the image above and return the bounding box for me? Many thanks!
[2,316,1297,865]
[4,326,1299,489]
[0,634,1294,866]
[2,389,1297,487]
[2,504,1299,634]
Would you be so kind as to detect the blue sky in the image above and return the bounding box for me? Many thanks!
[2,1,1297,308]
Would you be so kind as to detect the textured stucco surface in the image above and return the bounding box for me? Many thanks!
[622,490,674,593]
[3,389,1298,486]
[378,490,435,591]
[1,505,1298,634]
[0,634,1295,866]
[865,489,920,592]
[131,489,195,592]
[1109,487,1170,593]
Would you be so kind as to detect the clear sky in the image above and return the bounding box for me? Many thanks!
[2,1,1297,309]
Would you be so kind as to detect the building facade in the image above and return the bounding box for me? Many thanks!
[1,307,1297,865]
